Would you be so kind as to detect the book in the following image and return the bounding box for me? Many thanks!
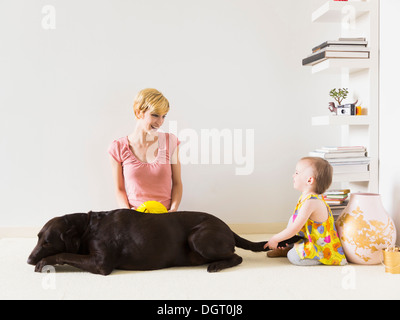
[302,50,369,66]
[311,38,367,52]
[325,199,346,205]
[315,148,367,154]
[309,150,367,159]
[328,157,370,164]
[324,194,348,199]
[312,45,370,54]
[325,198,349,206]
[325,189,350,195]
[324,189,351,208]
[338,37,367,42]
[319,146,366,152]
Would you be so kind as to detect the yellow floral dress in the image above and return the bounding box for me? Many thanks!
[293,194,347,266]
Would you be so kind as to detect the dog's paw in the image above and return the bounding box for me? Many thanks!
[207,263,222,273]
[35,260,48,272]
[34,256,58,272]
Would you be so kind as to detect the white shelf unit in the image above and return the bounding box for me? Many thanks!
[308,0,379,192]
[312,1,371,23]
[311,58,370,74]
[312,115,371,126]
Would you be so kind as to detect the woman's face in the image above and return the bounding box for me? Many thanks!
[138,110,167,133]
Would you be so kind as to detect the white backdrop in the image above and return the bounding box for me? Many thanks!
[0,0,341,227]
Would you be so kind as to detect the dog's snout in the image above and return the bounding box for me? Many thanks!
[27,245,43,265]
[27,256,36,265]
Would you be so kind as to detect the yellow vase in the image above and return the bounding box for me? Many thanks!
[335,193,397,265]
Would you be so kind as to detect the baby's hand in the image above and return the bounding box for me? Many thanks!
[265,237,279,250]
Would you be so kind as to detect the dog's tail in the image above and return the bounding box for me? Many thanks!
[233,233,304,252]
[233,233,268,252]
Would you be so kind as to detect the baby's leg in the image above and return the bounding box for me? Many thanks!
[287,248,322,266]
[267,244,292,257]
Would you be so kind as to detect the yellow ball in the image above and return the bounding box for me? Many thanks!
[136,201,168,214]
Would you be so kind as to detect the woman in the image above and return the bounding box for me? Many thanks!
[108,88,182,211]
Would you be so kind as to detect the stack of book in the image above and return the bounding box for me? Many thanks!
[302,37,369,66]
[324,189,350,206]
[309,146,370,175]
[323,189,350,221]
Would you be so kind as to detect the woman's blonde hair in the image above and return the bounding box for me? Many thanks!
[301,157,333,195]
[133,88,170,119]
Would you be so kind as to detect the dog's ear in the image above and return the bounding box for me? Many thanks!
[60,226,81,253]
[60,213,87,253]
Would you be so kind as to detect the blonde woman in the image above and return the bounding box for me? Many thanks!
[108,88,182,211]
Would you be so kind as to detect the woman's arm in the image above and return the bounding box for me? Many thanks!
[109,155,131,209]
[169,146,183,212]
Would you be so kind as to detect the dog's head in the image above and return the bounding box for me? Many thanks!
[27,213,87,265]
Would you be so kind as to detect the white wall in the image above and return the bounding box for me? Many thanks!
[380,0,400,244]
[0,0,341,228]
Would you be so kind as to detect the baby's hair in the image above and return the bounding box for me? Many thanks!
[133,88,170,118]
[301,157,333,194]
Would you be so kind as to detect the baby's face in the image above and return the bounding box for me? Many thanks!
[292,160,315,191]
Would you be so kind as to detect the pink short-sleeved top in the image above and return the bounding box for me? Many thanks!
[108,133,180,210]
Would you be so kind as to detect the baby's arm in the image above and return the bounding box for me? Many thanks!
[265,200,316,249]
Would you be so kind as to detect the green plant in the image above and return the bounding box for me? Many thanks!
[329,88,349,106]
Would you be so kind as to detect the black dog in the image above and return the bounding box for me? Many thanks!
[28,209,302,275]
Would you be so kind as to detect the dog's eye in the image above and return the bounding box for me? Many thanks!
[42,241,52,248]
